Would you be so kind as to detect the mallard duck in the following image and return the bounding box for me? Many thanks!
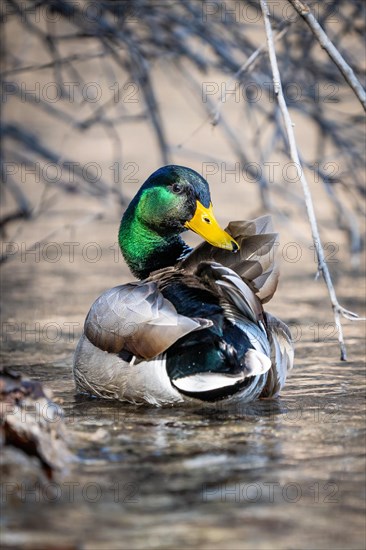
[73,165,293,406]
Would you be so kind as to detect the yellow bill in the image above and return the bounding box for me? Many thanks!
[185,201,239,252]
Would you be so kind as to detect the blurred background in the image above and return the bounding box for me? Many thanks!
[1,2,365,548]
[1,0,365,361]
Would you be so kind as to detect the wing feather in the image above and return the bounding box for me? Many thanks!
[180,216,279,304]
[260,312,294,398]
[196,262,263,323]
[84,282,211,359]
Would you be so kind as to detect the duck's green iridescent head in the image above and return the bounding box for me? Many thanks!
[119,165,239,279]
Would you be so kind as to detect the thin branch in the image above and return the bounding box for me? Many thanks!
[259,0,360,361]
[178,65,272,210]
[287,0,366,112]
[211,25,289,126]
[0,209,30,231]
[1,50,110,77]
[0,212,103,265]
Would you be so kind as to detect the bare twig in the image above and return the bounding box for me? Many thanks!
[1,50,109,77]
[0,212,103,264]
[211,26,289,126]
[287,0,366,112]
[177,65,272,210]
[0,209,30,230]
[259,0,360,361]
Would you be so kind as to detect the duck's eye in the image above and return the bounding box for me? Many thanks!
[171,183,183,194]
